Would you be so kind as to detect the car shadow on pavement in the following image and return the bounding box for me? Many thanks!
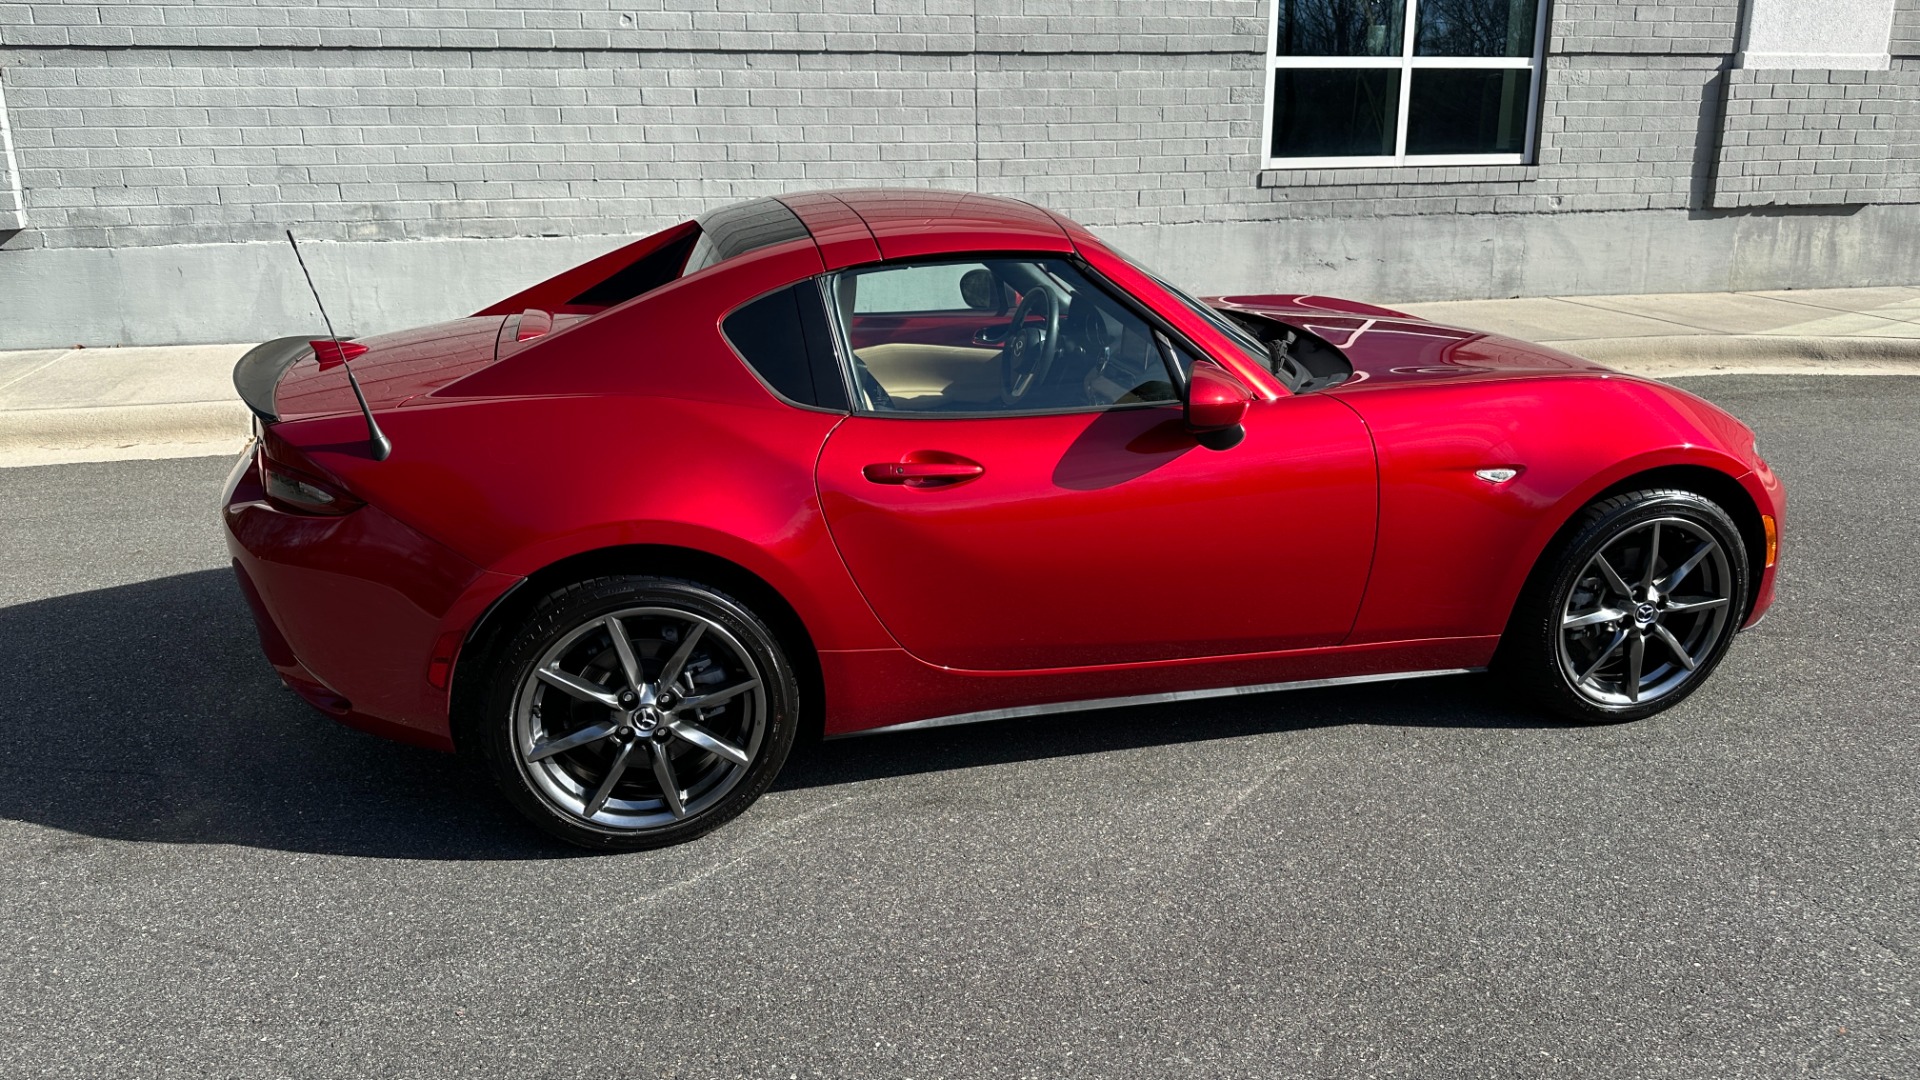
[0,569,558,861]
[0,569,1552,859]
[775,672,1554,794]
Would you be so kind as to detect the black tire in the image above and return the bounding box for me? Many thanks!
[476,575,800,850]
[1501,489,1750,723]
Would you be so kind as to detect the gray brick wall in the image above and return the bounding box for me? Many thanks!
[1547,1,1743,55]
[974,50,1263,225]
[0,48,986,248]
[0,0,1914,254]
[0,0,978,51]
[0,1,1260,52]
[1894,0,1920,56]
[0,0,1270,249]
[1710,64,1920,208]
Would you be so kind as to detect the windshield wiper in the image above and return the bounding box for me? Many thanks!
[1266,330,1307,390]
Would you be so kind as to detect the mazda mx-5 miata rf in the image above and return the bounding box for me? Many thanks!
[226,189,1783,849]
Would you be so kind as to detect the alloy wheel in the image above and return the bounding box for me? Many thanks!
[512,606,766,832]
[1555,516,1734,708]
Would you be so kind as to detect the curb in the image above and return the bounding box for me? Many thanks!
[1551,334,1920,365]
[1553,335,1920,379]
[0,400,250,468]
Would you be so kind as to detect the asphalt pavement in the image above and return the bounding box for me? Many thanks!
[0,376,1914,1079]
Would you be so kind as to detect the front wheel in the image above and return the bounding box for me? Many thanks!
[1502,490,1750,723]
[477,576,799,850]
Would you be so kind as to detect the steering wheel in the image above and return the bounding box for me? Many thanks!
[852,355,893,410]
[1000,284,1060,406]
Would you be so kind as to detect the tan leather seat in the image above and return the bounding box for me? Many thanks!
[854,342,1002,405]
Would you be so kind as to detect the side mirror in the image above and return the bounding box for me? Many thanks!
[1184,362,1252,442]
[959,268,1000,312]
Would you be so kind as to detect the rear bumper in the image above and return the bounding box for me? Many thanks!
[221,442,515,751]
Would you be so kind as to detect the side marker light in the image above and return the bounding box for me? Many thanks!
[427,630,464,691]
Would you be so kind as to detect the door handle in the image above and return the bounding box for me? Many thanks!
[862,454,985,487]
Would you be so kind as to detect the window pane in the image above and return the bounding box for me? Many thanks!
[830,259,1177,416]
[1405,68,1532,155]
[1274,0,1404,57]
[850,262,987,314]
[1270,69,1400,159]
[684,197,810,276]
[1414,0,1539,57]
[722,284,848,411]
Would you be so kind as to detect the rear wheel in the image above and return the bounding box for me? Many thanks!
[1503,490,1749,723]
[478,576,799,850]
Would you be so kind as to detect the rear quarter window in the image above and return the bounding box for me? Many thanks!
[721,283,850,412]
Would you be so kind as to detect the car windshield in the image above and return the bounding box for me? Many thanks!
[1107,248,1271,371]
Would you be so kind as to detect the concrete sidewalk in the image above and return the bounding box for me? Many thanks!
[2,285,1917,468]
[0,343,255,467]
[1401,285,1920,377]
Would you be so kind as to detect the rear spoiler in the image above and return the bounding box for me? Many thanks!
[473,219,700,317]
[232,335,315,422]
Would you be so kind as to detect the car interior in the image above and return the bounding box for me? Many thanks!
[829,258,1182,415]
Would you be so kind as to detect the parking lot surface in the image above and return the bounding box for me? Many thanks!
[1,376,1914,1079]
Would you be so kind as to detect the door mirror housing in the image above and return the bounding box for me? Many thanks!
[959,268,1001,312]
[1184,362,1251,444]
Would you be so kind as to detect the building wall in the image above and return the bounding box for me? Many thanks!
[1898,0,1920,56]
[1710,65,1920,208]
[0,0,1916,348]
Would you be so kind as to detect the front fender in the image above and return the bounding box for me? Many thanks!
[1342,374,1777,643]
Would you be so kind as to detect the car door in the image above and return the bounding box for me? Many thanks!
[813,256,1379,672]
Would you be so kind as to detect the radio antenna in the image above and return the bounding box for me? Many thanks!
[286,230,391,461]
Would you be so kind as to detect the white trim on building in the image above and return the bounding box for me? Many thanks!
[1260,0,1550,170]
[0,74,27,231]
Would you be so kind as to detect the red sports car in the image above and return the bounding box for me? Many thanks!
[225,189,1783,849]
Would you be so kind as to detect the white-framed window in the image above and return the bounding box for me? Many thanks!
[1261,0,1548,169]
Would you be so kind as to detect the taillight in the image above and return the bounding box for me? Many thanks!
[261,453,360,515]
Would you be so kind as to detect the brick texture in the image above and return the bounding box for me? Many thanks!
[1547,1,1743,55]
[1894,0,1920,57]
[0,1,1261,52]
[0,48,991,247]
[0,0,1914,251]
[0,1,1270,248]
[1709,64,1920,208]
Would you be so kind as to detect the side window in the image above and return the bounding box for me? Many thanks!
[829,258,1179,416]
[850,263,1007,315]
[721,284,849,412]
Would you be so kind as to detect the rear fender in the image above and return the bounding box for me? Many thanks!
[474,516,893,657]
